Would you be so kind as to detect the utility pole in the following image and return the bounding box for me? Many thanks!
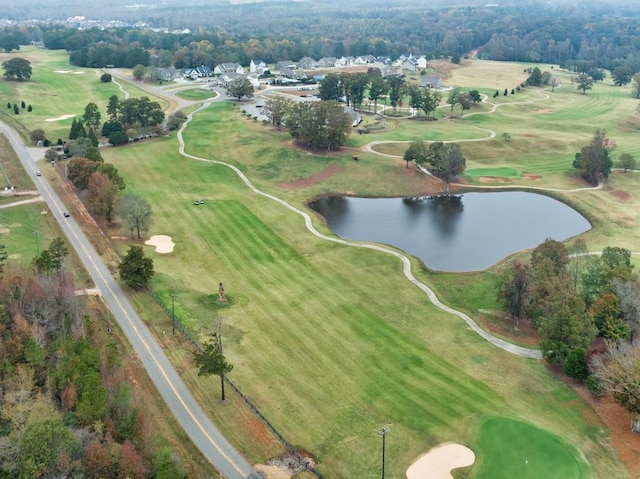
[217,315,227,401]
[379,425,390,479]
[170,292,177,335]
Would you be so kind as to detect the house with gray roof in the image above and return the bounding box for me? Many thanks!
[214,63,244,74]
[317,57,338,68]
[250,59,268,74]
[298,57,318,70]
[421,75,442,89]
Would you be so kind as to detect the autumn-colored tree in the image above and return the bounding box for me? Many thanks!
[119,440,145,479]
[88,171,119,222]
[67,157,98,189]
[499,260,530,329]
[84,438,113,478]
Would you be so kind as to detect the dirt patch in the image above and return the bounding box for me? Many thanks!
[278,164,344,190]
[610,190,631,202]
[254,464,291,479]
[479,176,512,183]
[246,416,277,447]
[557,370,640,477]
[477,313,540,347]
[523,173,543,181]
[429,58,471,80]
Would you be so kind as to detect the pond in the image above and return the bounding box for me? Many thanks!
[309,192,591,272]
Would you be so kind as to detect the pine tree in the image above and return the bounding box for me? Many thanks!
[69,118,79,140]
[88,128,99,147]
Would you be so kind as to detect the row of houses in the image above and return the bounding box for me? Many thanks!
[250,54,428,73]
[157,53,436,84]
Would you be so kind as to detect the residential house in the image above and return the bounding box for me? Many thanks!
[416,56,428,69]
[381,65,403,77]
[337,56,355,66]
[317,57,338,68]
[421,75,442,89]
[181,66,213,80]
[402,57,419,72]
[280,67,307,81]
[214,63,244,75]
[376,56,392,65]
[355,55,376,64]
[277,60,297,71]
[250,59,268,74]
[157,66,179,82]
[298,57,318,70]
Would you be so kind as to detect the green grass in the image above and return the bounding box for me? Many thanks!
[12,53,636,478]
[0,202,56,265]
[473,417,591,478]
[0,47,167,142]
[99,103,626,478]
[465,167,520,177]
[174,88,217,101]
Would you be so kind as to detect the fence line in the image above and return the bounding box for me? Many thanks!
[145,288,327,479]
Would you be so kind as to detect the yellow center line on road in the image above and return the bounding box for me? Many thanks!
[65,221,249,477]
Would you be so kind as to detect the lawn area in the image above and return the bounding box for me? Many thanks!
[0,47,167,142]
[472,417,592,479]
[10,51,638,478]
[174,88,217,101]
[101,100,627,478]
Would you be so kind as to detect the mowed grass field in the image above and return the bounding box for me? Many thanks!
[0,47,167,142]
[4,50,636,477]
[103,102,628,478]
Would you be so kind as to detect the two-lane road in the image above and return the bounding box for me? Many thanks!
[0,120,261,479]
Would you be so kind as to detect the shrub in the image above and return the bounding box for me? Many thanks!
[585,374,606,396]
[27,104,32,112]
[564,348,589,380]
[100,73,112,83]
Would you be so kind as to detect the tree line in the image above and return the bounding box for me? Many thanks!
[3,2,640,74]
[498,239,640,431]
[0,239,180,477]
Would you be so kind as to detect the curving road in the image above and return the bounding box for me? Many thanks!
[0,120,261,479]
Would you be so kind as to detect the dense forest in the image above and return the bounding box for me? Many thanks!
[2,2,640,73]
[0,241,186,478]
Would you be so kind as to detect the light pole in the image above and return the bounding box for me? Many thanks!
[379,426,389,479]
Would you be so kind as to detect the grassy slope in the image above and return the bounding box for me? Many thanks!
[102,103,622,477]
[3,49,631,477]
[0,47,167,142]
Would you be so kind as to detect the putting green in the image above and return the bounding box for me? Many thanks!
[474,417,591,478]
[465,167,520,177]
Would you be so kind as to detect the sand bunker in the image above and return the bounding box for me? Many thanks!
[406,443,475,479]
[54,70,71,73]
[45,114,76,122]
[70,71,85,74]
[145,235,175,253]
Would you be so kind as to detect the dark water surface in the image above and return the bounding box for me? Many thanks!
[309,192,591,272]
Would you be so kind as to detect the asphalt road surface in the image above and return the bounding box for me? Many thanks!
[0,120,261,479]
